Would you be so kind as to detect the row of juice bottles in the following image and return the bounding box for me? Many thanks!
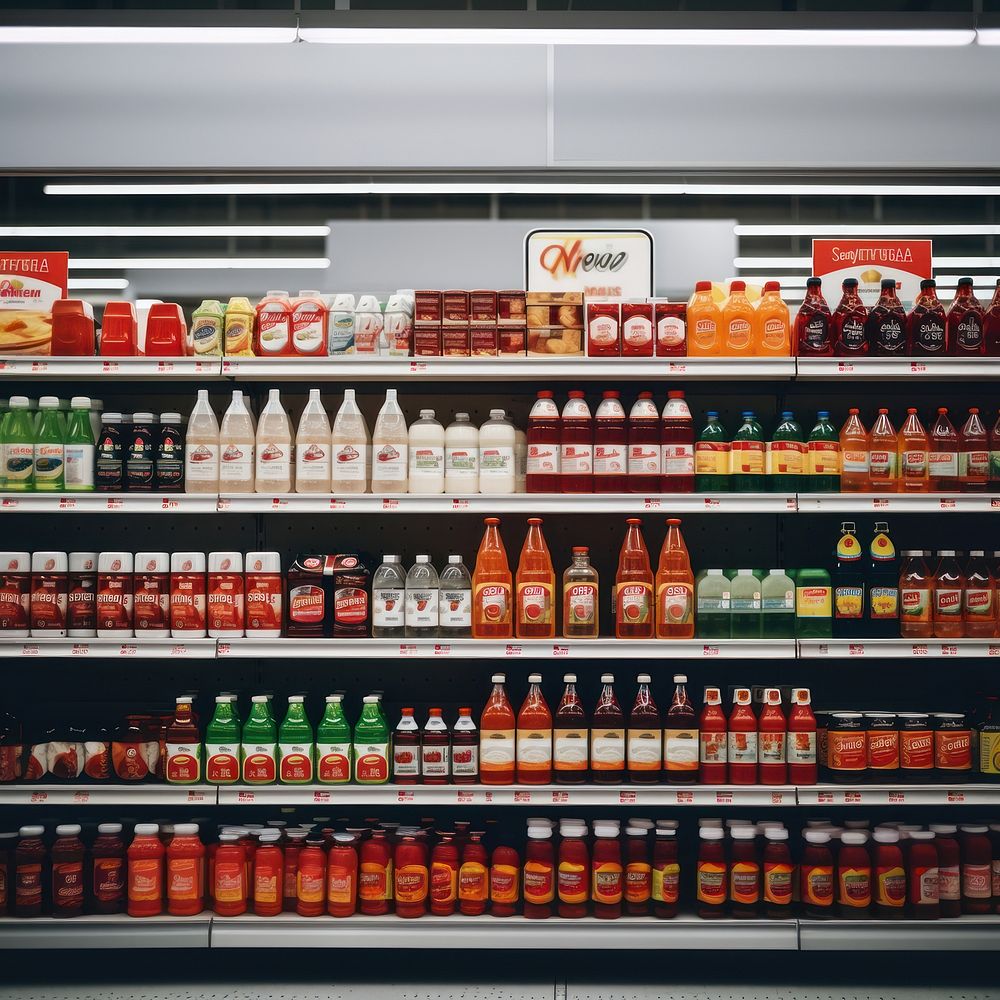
[8,815,1000,921]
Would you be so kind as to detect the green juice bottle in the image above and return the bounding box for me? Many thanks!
[205,695,241,785]
[316,693,352,785]
[731,411,765,492]
[241,694,278,785]
[795,568,833,639]
[695,411,730,493]
[767,411,805,494]
[32,396,66,492]
[353,695,390,784]
[278,695,315,785]
[696,569,732,639]
[806,410,841,492]
[730,569,762,639]
[3,396,35,492]
[64,396,96,492]
[761,569,796,638]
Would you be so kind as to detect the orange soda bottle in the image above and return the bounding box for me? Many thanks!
[721,280,755,357]
[898,408,929,493]
[686,281,722,357]
[839,408,869,493]
[472,517,513,638]
[615,518,654,639]
[753,281,791,356]
[655,517,695,639]
[868,408,899,492]
[515,517,556,639]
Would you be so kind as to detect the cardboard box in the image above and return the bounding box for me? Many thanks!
[471,324,498,356]
[497,290,526,326]
[499,325,527,355]
[442,290,469,325]
[0,251,69,355]
[414,290,442,324]
[442,325,471,356]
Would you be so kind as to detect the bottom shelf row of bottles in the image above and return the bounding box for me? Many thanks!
[7,812,1000,923]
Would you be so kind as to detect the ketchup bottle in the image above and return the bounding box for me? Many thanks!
[50,824,85,918]
[593,391,627,493]
[698,686,728,784]
[727,687,758,785]
[787,687,818,785]
[758,687,787,785]
[523,823,556,919]
[660,391,694,493]
[490,843,520,917]
[795,278,833,356]
[358,829,391,916]
[458,831,489,916]
[591,821,623,919]
[947,277,985,356]
[526,390,561,494]
[560,391,594,493]
[832,278,869,356]
[627,392,661,494]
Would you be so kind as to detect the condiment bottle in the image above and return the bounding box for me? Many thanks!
[591,821,623,920]
[127,823,165,918]
[836,831,872,918]
[553,674,589,784]
[516,673,552,785]
[651,828,680,919]
[729,826,760,918]
[590,673,625,785]
[523,823,556,919]
[50,823,85,918]
[627,673,661,784]
[696,827,727,918]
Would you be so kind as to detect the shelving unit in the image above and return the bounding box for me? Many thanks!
[0,637,217,659]
[0,785,214,807]
[0,915,212,950]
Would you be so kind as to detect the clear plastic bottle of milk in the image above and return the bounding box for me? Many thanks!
[255,388,293,494]
[445,412,479,494]
[479,409,517,495]
[294,388,332,494]
[371,388,408,494]
[219,389,255,494]
[408,408,445,494]
[184,389,220,494]
[331,389,370,493]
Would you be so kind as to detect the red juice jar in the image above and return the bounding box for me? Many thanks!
[623,825,651,916]
[864,711,899,782]
[490,844,520,916]
[827,712,867,784]
[800,830,835,918]
[295,836,325,917]
[899,712,934,783]
[787,688,818,785]
[526,391,561,494]
[586,298,620,357]
[282,829,306,913]
[326,833,358,917]
[836,831,872,918]
[557,821,589,918]
[14,825,46,917]
[394,834,428,918]
[208,551,245,639]
[651,828,679,918]
[170,552,207,638]
[459,830,488,916]
[699,686,728,784]
[729,826,761,918]
[560,391,594,494]
[89,822,125,914]
[928,823,961,917]
[430,831,458,916]
[127,823,165,917]
[244,551,283,638]
[762,827,794,918]
[960,824,993,914]
[872,828,906,918]
[727,688,758,785]
[50,824,85,918]
[907,830,940,919]
[214,834,247,917]
[358,828,390,915]
[933,713,972,782]
[696,827,727,918]
[253,831,283,917]
[523,824,555,919]
[591,821,623,919]
[96,552,134,638]
[167,823,205,916]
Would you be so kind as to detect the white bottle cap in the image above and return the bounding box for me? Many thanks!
[31,552,67,573]
[55,824,82,836]
[135,552,169,573]
[416,555,430,564]
[209,552,243,573]
[70,396,92,409]
[173,824,200,836]
[18,826,45,837]
[804,830,831,845]
[601,673,614,683]
[730,826,756,841]
[98,552,133,574]
[245,552,281,574]
[637,674,652,684]
[765,827,789,841]
[448,555,462,564]
[0,553,30,572]
[841,832,868,845]
[98,823,123,834]
[39,396,59,409]
[700,828,725,841]
[171,552,206,573]
[69,552,98,573]
[491,673,506,684]
[528,673,543,684]
[134,824,159,836]
[382,555,401,564]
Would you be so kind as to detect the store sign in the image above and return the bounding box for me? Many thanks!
[0,251,68,355]
[525,229,654,297]
[812,239,932,307]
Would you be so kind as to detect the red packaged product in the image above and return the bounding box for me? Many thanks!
[442,290,469,324]
[499,326,527,356]
[67,552,97,639]
[29,551,68,637]
[442,326,471,357]
[133,552,169,638]
[286,554,370,638]
[654,300,687,356]
[0,552,30,638]
[208,551,245,639]
[620,300,654,357]
[586,298,621,357]
[470,324,498,356]
[413,325,442,357]
[470,290,498,323]
[170,552,207,638]
[245,551,283,638]
[414,290,442,324]
[96,552,134,638]
[497,290,526,325]
[898,712,934,781]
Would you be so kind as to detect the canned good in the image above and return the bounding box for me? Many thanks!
[827,712,867,784]
[932,712,972,781]
[863,711,899,779]
[898,712,934,782]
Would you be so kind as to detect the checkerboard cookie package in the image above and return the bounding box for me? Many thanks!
[0,252,69,355]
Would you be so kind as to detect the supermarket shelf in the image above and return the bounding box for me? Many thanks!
[0,356,220,379]
[0,492,215,513]
[797,492,1000,513]
[0,914,211,949]
[795,783,998,807]
[795,357,1000,380]
[216,637,796,660]
[0,784,215,806]
[0,637,218,659]
[210,913,798,950]
[220,356,797,381]
[219,783,795,808]
[798,915,1000,951]
[797,638,1000,659]
[219,492,796,514]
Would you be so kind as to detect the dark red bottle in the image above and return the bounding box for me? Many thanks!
[908,279,947,355]
[947,277,985,356]
[795,277,833,356]
[984,280,1000,356]
[832,278,869,356]
[867,279,907,355]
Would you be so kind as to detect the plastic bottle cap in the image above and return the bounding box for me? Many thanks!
[18,825,45,837]
[959,825,989,834]
[251,695,268,704]
[700,828,725,841]
[928,824,957,835]
[909,831,935,841]
[625,826,648,837]
[491,673,506,684]
[873,829,900,844]
[134,824,159,836]
[600,673,614,683]
[804,830,830,844]
[730,826,756,841]
[673,673,687,684]
[362,695,379,704]
[699,818,723,828]
[176,696,193,706]
[415,555,430,564]
[382,555,401,564]
[419,409,435,419]
[725,819,754,829]
[593,823,620,839]
[288,695,304,704]
[70,396,92,408]
[563,673,577,683]
[637,673,651,684]
[173,824,199,836]
[655,828,677,838]
[55,824,82,836]
[448,555,462,564]
[527,825,553,839]
[98,823,123,834]
[528,673,542,684]
[765,827,789,841]
[841,832,868,845]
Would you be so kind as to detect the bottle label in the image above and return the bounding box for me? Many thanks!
[616,582,653,627]
[93,857,124,903]
[245,574,283,633]
[728,731,758,764]
[523,861,555,904]
[697,589,730,613]
[205,743,240,785]
[982,732,1000,775]
[33,442,64,486]
[374,443,407,483]
[589,315,618,347]
[834,585,864,620]
[558,861,587,904]
[64,444,95,489]
[354,744,389,783]
[696,861,726,905]
[554,728,588,771]
[475,583,511,627]
[165,743,201,784]
[394,864,429,904]
[517,582,554,627]
[652,862,680,904]
[912,865,939,904]
[766,440,806,476]
[594,443,626,476]
[869,449,897,479]
[52,860,84,909]
[480,729,515,775]
[900,585,931,623]
[692,316,718,351]
[955,315,983,351]
[219,443,253,485]
[731,590,760,612]
[446,446,479,474]
[517,729,552,772]
[700,729,727,764]
[875,318,904,351]
[963,864,992,899]
[627,728,662,771]
[628,443,660,476]
[661,443,694,477]
[807,440,840,476]
[964,587,993,617]
[208,575,244,633]
[802,864,834,906]
[29,579,67,632]
[295,864,324,905]
[840,317,866,349]
[762,590,795,612]
[170,577,206,633]
[838,866,872,908]
[5,443,34,486]
[458,862,488,902]
[657,582,693,628]
[900,730,933,771]
[279,743,314,784]
[867,730,899,771]
[695,442,729,476]
[730,861,760,905]
[563,583,597,629]
[623,862,651,903]
[526,444,559,476]
[256,441,291,484]
[185,443,219,482]
[992,859,1000,899]
[480,445,515,478]
[787,731,816,765]
[373,587,404,629]
[841,449,868,475]
[730,439,764,476]
[928,450,959,478]
[934,587,963,618]
[764,862,793,905]
[592,861,623,904]
[939,864,960,901]
[759,731,786,765]
[430,862,457,904]
[727,317,753,351]
[622,314,653,349]
[242,744,277,784]
[326,864,354,906]
[295,442,330,483]
[959,450,989,480]
[796,586,832,617]
[359,863,389,902]
[167,858,200,903]
[829,731,867,772]
[421,742,450,778]
[902,449,928,477]
[917,319,945,352]
[410,445,444,474]
[313,742,351,784]
[405,588,438,628]
[590,729,625,772]
[876,865,906,907]
[490,863,519,904]
[334,441,368,482]
[440,588,472,628]
[869,585,898,620]
[560,444,593,476]
[663,728,698,772]
[128,858,163,903]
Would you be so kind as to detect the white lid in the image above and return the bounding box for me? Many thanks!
[134,824,159,836]
[841,832,868,845]
[559,821,586,836]
[637,673,651,684]
[491,673,506,683]
[938,550,956,556]
[563,674,577,683]
[8,396,29,408]
[102,412,123,422]
[765,827,789,841]
[325,694,343,703]
[161,412,182,422]
[909,831,935,841]
[215,695,235,704]
[673,673,687,684]
[171,552,206,573]
[98,823,123,834]
[929,824,957,835]
[99,552,133,573]
[528,673,542,684]
[656,819,679,829]
[18,826,45,837]
[726,819,754,829]
[31,551,67,572]
[135,552,169,573]
[873,829,900,844]
[69,552,98,573]
[133,412,154,422]
[959,825,989,834]
[258,831,281,842]
[70,396,92,409]
[288,695,304,704]
[39,396,59,408]
[363,695,379,704]
[804,830,831,844]
[699,818,723,828]
[416,555,430,564]
[630,819,655,830]
[55,824,82,836]
[382,555,401,564]
[448,555,462,564]
[625,826,648,837]
[418,408,435,419]
[970,550,985,556]
[527,825,553,839]
[700,828,725,841]
[592,822,620,838]
[655,828,677,838]
[251,695,268,704]
[600,673,614,683]
[489,408,506,420]
[730,826,756,841]
[245,552,281,574]
[209,552,243,573]
[173,824,199,836]
[0,553,30,572]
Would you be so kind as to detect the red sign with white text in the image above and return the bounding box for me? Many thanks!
[813,240,931,308]
[0,251,69,355]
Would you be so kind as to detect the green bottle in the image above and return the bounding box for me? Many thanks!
[696,569,732,639]
[353,694,390,785]
[695,411,730,493]
[761,569,796,638]
[767,411,805,494]
[278,695,315,785]
[795,567,833,639]
[241,694,278,785]
[806,410,841,492]
[2,396,35,491]
[731,411,765,492]
[32,396,66,492]
[205,695,241,785]
[730,569,762,639]
[64,396,95,492]
[316,693,353,785]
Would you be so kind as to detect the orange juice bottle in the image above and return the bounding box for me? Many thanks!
[754,281,791,356]
[516,517,556,639]
[686,281,722,357]
[615,518,654,639]
[839,408,869,493]
[721,280,755,357]
[655,517,694,639]
[898,408,929,493]
[472,517,513,638]
[868,408,899,493]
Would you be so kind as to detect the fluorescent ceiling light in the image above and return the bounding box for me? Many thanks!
[68,258,330,270]
[45,181,1000,198]
[0,225,330,237]
[736,224,1000,237]
[976,28,1000,45]
[67,278,130,291]
[0,26,297,44]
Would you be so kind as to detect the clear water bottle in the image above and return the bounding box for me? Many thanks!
[372,554,406,639]
[439,555,472,638]
[405,555,440,638]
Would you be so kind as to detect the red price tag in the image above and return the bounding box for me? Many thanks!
[942,645,958,656]
[217,498,231,511]
[551,791,569,803]
[818,791,834,804]
[505,644,522,657]
[457,790,474,803]
[328,498,346,509]
[514,791,532,803]
[71,644,88,656]
[989,645,1000,657]
[667,362,687,373]
[160,497,179,510]
[397,790,414,802]
[785,497,797,511]
[156,361,174,373]
[702,497,721,508]
[58,497,77,510]
[451,498,470,510]
[643,497,661,510]
[619,790,637,804]
[844,792,862,804]
[237,791,255,804]
[30,791,47,803]
[888,792,905,803]
[399,644,417,656]
[912,644,928,655]
[217,642,231,656]
[102,360,120,373]
[947,790,966,803]
[171,645,187,657]
[873,497,890,509]
[849,644,865,656]
[675,790,693,804]
[313,791,331,803]
[119,644,137,656]
[21,644,38,656]
[31,360,48,372]
[702,645,719,657]
[433,644,451,656]
[552,644,569,657]
[939,497,956,510]
[909,361,927,373]
[221,360,233,374]
[382,497,399,510]
[715,791,733,804]
[837,361,854,373]
[770,791,785,805]
[1,498,18,508]
[270,497,287,509]
[73,791,90,803]
[106,497,123,510]
[409,361,428,372]
[186,790,206,803]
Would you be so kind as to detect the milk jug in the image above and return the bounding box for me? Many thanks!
[331,389,371,494]
[479,409,516,495]
[408,409,445,494]
[445,412,479,494]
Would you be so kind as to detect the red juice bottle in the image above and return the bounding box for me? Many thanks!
[907,830,940,919]
[526,390,561,494]
[663,673,698,784]
[985,280,1000,355]
[458,831,489,916]
[727,687,758,785]
[699,686,728,784]
[832,278,869,356]
[795,277,833,356]
[127,823,165,918]
[660,391,694,493]
[326,835,357,917]
[928,824,961,918]
[959,824,993,914]
[421,708,450,786]
[964,551,997,639]
[553,673,589,785]
[909,279,948,355]
[867,278,907,355]
[166,823,205,917]
[392,708,420,785]
[590,673,625,784]
[516,673,553,785]
[614,518,654,639]
[523,823,555,919]
[358,828,391,915]
[430,831,458,916]
[591,821,623,919]
[627,392,661,494]
[557,820,589,918]
[624,825,651,916]
[800,830,835,918]
[480,673,516,785]
[560,391,594,493]
[836,831,872,918]
[929,407,960,492]
[762,827,794,918]
[627,672,662,784]
[787,687,818,785]
[758,687,787,786]
[282,829,306,913]
[593,391,628,493]
[872,828,906,919]
[696,828,727,918]
[489,844,520,917]
[651,828,679,918]
[89,822,125,914]
[215,835,248,917]
[959,408,989,491]
[947,277,985,356]
[50,824,85,918]
[933,550,965,639]
[394,834,428,919]
[253,832,283,917]
[729,826,761,918]
[451,707,479,785]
